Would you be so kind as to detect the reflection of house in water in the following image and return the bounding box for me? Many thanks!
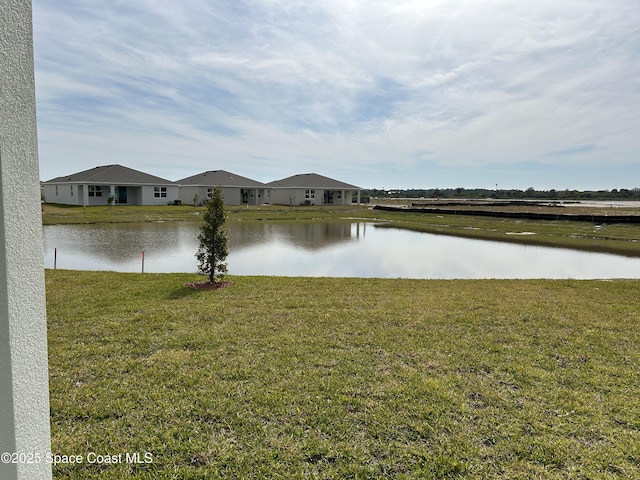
[43,222,199,266]
[227,221,368,252]
[43,222,371,270]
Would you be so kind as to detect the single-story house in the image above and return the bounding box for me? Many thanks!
[266,173,361,206]
[176,170,267,206]
[42,164,179,206]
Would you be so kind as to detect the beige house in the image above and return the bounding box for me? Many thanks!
[42,164,179,206]
[43,166,362,207]
[177,170,267,205]
[266,173,361,206]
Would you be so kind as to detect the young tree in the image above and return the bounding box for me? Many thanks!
[196,186,228,283]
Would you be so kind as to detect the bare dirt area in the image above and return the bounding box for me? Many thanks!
[378,199,640,217]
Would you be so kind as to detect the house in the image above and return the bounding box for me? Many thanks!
[266,173,361,206]
[176,170,267,205]
[42,164,179,206]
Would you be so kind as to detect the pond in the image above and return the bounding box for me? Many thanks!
[42,221,640,279]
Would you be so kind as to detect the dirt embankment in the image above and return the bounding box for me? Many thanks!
[373,200,640,224]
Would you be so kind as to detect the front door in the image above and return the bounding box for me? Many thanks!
[116,186,127,204]
[324,190,334,204]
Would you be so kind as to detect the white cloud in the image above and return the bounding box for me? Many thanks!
[33,0,640,188]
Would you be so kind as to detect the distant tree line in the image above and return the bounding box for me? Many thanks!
[362,187,640,201]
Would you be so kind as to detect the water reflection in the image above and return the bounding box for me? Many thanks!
[229,221,362,251]
[42,221,640,279]
[43,222,198,272]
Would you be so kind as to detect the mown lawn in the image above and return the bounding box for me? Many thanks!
[46,271,639,479]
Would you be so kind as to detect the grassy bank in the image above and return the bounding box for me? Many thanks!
[47,270,639,479]
[41,203,377,225]
[41,203,640,257]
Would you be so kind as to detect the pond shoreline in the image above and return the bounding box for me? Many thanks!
[42,221,640,278]
[41,203,640,258]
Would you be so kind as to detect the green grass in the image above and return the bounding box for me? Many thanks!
[42,203,640,257]
[41,203,206,224]
[47,271,640,479]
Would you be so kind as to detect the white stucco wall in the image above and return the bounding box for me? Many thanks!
[220,187,241,205]
[43,183,80,205]
[44,183,180,206]
[270,188,321,205]
[0,0,53,479]
[178,185,201,205]
[140,185,179,205]
[178,186,260,206]
[270,188,300,205]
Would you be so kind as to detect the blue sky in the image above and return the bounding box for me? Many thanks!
[33,1,640,190]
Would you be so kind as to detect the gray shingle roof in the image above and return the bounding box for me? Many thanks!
[176,170,264,187]
[44,164,175,185]
[265,173,360,190]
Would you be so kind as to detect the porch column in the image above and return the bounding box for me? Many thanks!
[0,1,53,479]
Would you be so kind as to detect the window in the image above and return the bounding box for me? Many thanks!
[305,189,315,199]
[70,185,74,196]
[55,186,58,196]
[207,188,213,198]
[88,185,103,197]
[154,187,167,198]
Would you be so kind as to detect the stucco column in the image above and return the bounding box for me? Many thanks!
[0,1,53,479]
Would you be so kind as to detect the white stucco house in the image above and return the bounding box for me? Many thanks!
[176,170,267,206]
[266,173,361,206]
[42,164,179,206]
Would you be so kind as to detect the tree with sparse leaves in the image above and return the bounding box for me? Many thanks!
[196,186,228,283]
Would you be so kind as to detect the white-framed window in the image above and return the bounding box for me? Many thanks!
[154,187,167,198]
[88,185,103,197]
[55,185,58,196]
[70,185,74,196]
[207,188,213,198]
[305,189,315,199]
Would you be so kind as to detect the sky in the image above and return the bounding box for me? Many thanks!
[33,1,640,190]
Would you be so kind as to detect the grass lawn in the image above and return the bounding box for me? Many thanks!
[46,270,640,479]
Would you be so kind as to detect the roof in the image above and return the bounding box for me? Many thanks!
[176,170,264,187]
[266,173,360,190]
[44,164,175,185]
